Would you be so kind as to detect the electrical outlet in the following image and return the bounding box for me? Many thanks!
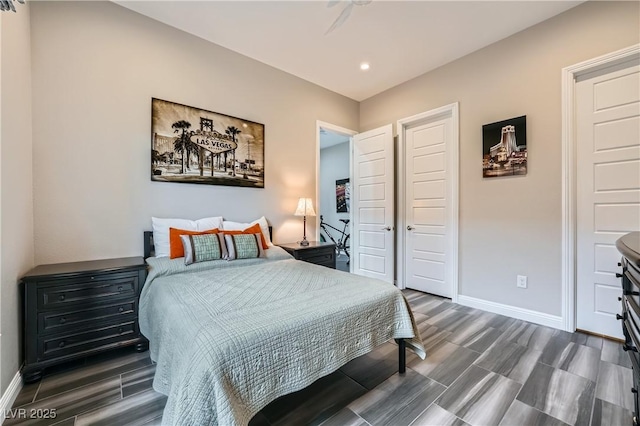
[517,275,528,289]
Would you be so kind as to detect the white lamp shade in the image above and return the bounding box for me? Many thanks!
[294,198,316,216]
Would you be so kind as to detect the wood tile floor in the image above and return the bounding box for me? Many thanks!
[7,290,632,426]
[336,253,350,272]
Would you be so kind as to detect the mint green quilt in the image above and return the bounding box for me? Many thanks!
[140,247,425,425]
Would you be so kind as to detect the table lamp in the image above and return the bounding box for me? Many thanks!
[294,198,316,246]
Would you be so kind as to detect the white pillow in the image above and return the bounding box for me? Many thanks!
[151,216,224,257]
[222,216,273,246]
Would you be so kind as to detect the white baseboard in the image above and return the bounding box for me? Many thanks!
[457,295,564,330]
[0,370,23,424]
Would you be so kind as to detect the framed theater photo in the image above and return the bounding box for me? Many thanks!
[336,178,350,213]
[151,98,265,188]
[482,115,527,178]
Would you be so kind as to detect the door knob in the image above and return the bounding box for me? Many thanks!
[382,226,392,231]
[407,226,414,231]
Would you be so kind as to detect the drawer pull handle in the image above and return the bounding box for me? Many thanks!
[118,328,123,334]
[619,297,623,301]
[633,387,638,394]
[59,317,66,324]
[58,341,65,348]
[118,286,123,291]
[617,313,625,321]
[91,276,95,280]
[58,294,65,301]
[118,307,124,313]
[617,273,624,278]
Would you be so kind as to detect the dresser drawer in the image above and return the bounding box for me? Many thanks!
[278,243,336,269]
[628,261,640,290]
[38,321,137,360]
[624,321,640,369]
[37,273,139,310]
[297,248,335,263]
[38,300,136,334]
[623,298,640,350]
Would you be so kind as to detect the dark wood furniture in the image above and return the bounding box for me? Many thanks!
[22,257,148,383]
[617,231,640,426]
[277,241,336,269]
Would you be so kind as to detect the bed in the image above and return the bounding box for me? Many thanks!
[140,231,425,425]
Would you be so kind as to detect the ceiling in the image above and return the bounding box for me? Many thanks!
[115,1,582,101]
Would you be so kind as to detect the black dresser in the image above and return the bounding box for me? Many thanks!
[21,257,148,383]
[617,232,640,426]
[278,242,336,269]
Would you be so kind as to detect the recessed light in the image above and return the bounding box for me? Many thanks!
[360,62,370,71]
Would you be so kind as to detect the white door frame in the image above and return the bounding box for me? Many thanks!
[397,102,459,302]
[561,44,640,332]
[315,121,358,254]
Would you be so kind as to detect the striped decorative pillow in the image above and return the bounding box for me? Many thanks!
[221,223,269,249]
[169,227,219,259]
[180,233,227,265]
[223,233,266,260]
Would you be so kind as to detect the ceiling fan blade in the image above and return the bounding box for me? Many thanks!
[327,0,341,8]
[352,0,372,6]
[325,3,353,35]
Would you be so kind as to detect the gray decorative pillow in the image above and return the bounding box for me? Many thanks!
[180,233,228,265]
[223,233,266,260]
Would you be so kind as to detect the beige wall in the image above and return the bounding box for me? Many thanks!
[1,4,34,394]
[360,1,640,316]
[30,1,359,264]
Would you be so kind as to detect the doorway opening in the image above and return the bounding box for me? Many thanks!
[316,121,357,273]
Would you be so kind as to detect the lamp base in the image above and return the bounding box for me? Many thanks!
[300,238,310,247]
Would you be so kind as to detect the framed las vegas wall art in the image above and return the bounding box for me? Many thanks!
[151,98,265,188]
[482,115,527,178]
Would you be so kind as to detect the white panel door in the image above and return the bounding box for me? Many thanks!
[352,124,394,283]
[405,116,453,297]
[576,61,640,338]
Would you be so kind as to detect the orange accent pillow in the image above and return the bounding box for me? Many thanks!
[169,227,219,259]
[221,223,268,249]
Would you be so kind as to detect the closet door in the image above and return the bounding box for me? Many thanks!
[401,104,458,298]
[576,61,640,338]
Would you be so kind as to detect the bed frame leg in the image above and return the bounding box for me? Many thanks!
[397,338,406,374]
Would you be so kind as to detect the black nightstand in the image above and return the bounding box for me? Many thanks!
[278,242,336,269]
[21,257,148,383]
